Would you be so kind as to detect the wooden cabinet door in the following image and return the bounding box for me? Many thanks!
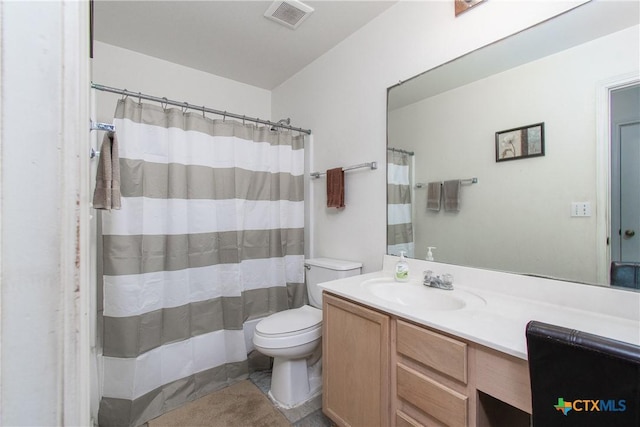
[323,292,391,427]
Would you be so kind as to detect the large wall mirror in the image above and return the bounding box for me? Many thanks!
[387,1,639,289]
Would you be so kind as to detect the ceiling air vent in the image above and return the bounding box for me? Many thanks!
[264,0,314,30]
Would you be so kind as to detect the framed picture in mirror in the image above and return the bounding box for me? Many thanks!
[495,122,545,162]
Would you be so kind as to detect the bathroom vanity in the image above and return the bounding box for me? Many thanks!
[323,292,530,427]
[320,256,640,427]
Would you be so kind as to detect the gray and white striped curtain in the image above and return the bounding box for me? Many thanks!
[98,98,305,427]
[387,151,414,257]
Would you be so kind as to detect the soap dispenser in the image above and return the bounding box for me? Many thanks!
[395,251,410,282]
[426,247,436,261]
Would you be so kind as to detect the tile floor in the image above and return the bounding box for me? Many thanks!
[248,369,333,427]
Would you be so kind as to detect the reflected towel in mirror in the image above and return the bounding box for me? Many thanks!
[443,180,461,212]
[427,182,441,211]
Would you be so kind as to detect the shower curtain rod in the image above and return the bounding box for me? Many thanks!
[387,147,414,156]
[91,82,312,135]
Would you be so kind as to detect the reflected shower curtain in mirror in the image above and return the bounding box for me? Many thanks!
[387,150,414,257]
[98,98,306,427]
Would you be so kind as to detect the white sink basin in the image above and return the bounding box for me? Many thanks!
[361,277,486,311]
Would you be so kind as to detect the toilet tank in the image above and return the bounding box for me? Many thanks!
[305,258,362,308]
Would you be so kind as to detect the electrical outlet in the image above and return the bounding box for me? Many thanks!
[571,202,592,217]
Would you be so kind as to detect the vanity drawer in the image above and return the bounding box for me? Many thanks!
[397,364,467,427]
[397,320,467,384]
[396,411,424,427]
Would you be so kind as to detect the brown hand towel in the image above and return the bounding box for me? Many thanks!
[443,179,461,212]
[92,132,122,210]
[326,167,345,208]
[426,181,442,211]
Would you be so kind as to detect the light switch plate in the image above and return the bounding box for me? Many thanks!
[571,202,592,217]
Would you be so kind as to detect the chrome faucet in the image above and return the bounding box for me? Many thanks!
[423,270,454,290]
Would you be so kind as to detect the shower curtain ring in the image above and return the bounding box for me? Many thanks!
[121,89,128,100]
[161,97,168,111]
[182,102,189,114]
[242,115,246,125]
[223,111,227,122]
[202,107,206,118]
[137,92,142,105]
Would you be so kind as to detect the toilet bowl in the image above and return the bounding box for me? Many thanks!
[252,258,362,408]
[253,305,323,408]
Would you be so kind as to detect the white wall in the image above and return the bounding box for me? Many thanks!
[92,41,272,125]
[272,0,587,273]
[389,26,639,284]
[1,1,91,425]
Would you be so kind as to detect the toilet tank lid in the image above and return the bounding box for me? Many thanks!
[305,258,362,271]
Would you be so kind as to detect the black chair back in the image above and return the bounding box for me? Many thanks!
[526,320,640,426]
[610,261,640,289]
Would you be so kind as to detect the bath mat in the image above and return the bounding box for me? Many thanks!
[147,380,290,427]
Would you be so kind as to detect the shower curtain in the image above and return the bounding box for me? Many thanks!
[98,98,306,427]
[387,150,414,257]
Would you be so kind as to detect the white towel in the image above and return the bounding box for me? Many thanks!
[426,182,441,211]
[92,132,121,210]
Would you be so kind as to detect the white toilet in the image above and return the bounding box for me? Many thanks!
[252,257,362,408]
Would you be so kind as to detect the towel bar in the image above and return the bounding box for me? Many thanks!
[310,161,377,179]
[90,121,115,132]
[416,177,477,188]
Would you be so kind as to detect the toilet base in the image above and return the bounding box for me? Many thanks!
[268,356,322,409]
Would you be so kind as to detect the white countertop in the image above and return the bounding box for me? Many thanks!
[319,256,640,360]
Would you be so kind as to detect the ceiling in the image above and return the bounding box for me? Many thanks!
[93,1,397,90]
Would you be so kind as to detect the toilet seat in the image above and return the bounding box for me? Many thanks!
[254,305,322,349]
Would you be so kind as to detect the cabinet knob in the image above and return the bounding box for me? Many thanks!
[624,229,636,238]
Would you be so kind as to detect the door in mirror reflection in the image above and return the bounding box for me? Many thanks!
[611,84,640,264]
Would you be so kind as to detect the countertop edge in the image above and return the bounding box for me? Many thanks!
[319,270,640,361]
